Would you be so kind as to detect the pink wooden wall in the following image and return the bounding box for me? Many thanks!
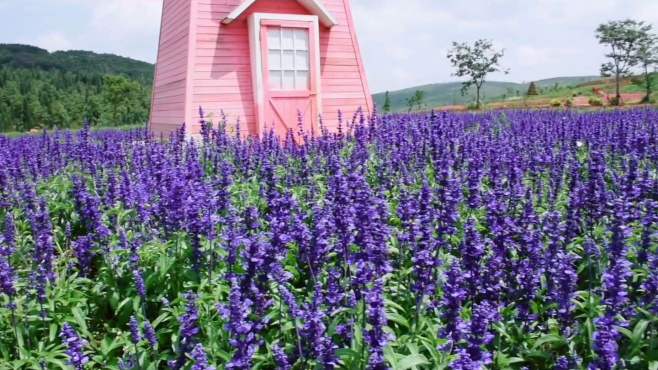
[150,0,373,137]
[150,0,192,136]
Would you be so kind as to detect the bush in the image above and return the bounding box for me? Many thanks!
[527,82,539,96]
[550,99,562,107]
[564,98,574,108]
[589,97,604,106]
[609,96,622,106]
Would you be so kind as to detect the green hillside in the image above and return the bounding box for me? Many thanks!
[0,44,154,133]
[374,76,602,112]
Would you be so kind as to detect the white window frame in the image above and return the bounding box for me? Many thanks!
[267,27,311,91]
[248,13,323,137]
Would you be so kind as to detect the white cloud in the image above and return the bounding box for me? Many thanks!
[30,32,74,51]
[2,0,658,92]
[86,0,162,61]
[354,0,658,92]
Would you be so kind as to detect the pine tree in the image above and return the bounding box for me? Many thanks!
[383,91,391,113]
[527,81,539,96]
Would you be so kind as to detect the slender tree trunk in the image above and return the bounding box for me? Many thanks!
[615,69,621,105]
[644,65,652,103]
[476,86,481,109]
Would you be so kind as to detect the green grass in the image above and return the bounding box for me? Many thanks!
[1,124,145,138]
[373,76,601,112]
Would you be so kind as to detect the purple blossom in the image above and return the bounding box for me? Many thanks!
[272,344,292,370]
[220,276,260,370]
[60,323,89,370]
[129,316,141,345]
[191,343,216,370]
[2,213,15,256]
[144,320,158,349]
[365,279,391,370]
[440,261,467,347]
[170,292,201,370]
[72,236,94,276]
[591,314,621,370]
[0,255,16,299]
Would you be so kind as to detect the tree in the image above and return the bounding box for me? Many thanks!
[406,90,426,112]
[383,91,392,113]
[447,39,508,109]
[636,32,658,103]
[596,19,652,105]
[101,75,145,126]
[527,82,539,96]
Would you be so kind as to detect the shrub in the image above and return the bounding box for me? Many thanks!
[527,82,539,96]
[564,98,574,107]
[589,97,604,106]
[550,99,562,107]
[609,96,622,106]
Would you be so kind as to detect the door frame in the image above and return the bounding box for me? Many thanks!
[248,13,322,137]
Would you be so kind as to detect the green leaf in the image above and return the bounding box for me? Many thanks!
[387,311,410,329]
[632,320,649,341]
[70,306,91,338]
[532,334,566,350]
[396,353,430,370]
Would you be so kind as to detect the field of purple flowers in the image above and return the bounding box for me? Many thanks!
[0,108,657,369]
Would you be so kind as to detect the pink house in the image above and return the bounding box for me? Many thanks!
[149,0,373,138]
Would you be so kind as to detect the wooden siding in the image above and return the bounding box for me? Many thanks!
[151,0,372,137]
[150,0,192,135]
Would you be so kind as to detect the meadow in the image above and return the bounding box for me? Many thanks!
[0,108,657,370]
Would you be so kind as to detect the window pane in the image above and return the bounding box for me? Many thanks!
[296,71,309,89]
[268,50,281,70]
[282,51,294,70]
[283,71,295,90]
[282,29,294,50]
[269,71,282,89]
[295,51,309,70]
[294,29,309,50]
[267,28,281,49]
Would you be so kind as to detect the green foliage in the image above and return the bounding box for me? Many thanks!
[406,90,426,112]
[596,19,654,102]
[372,77,601,112]
[564,98,574,107]
[550,99,562,107]
[383,91,392,113]
[588,97,604,106]
[0,44,153,132]
[527,81,539,96]
[447,39,509,109]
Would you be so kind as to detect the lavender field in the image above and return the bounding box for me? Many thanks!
[1,108,658,369]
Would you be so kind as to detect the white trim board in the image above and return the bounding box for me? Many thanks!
[223,0,337,28]
[247,13,323,137]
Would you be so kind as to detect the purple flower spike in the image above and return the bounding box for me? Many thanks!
[60,323,90,370]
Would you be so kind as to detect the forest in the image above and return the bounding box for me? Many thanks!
[0,44,153,132]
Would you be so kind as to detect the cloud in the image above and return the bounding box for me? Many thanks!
[353,0,658,92]
[86,0,162,61]
[30,32,74,52]
[2,0,658,92]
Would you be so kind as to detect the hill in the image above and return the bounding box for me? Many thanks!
[0,44,154,83]
[0,44,154,132]
[374,76,602,112]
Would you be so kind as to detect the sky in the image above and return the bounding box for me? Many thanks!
[1,0,657,93]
